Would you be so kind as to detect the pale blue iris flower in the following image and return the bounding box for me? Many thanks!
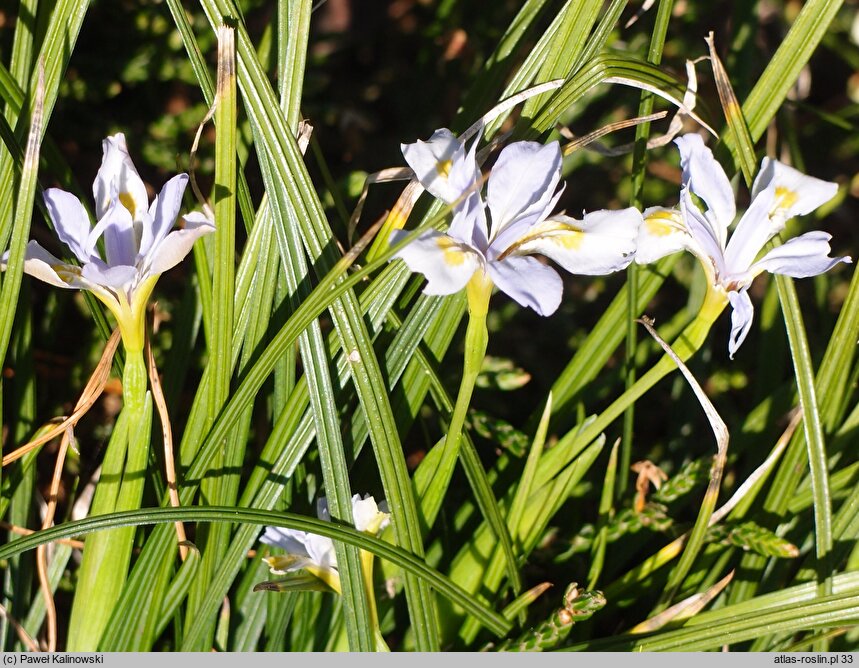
[636,134,851,357]
[7,133,214,351]
[391,129,641,316]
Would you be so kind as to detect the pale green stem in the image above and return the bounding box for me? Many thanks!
[360,550,389,652]
[416,272,493,529]
[67,349,152,651]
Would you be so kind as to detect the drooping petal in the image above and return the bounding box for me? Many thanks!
[727,289,754,359]
[487,255,562,316]
[93,133,150,222]
[680,186,727,280]
[746,231,852,280]
[390,229,482,296]
[140,173,190,259]
[675,134,735,245]
[43,189,95,263]
[751,157,838,223]
[634,206,690,265]
[401,128,465,203]
[7,240,82,290]
[486,141,561,241]
[143,212,215,278]
[86,200,138,267]
[508,208,640,275]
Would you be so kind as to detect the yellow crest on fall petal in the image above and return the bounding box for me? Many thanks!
[773,186,799,216]
[436,159,453,177]
[645,209,682,237]
[436,236,468,265]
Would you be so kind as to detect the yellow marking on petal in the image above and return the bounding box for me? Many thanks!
[497,221,585,260]
[645,210,683,237]
[263,555,305,574]
[119,191,137,217]
[773,186,798,215]
[436,159,453,177]
[53,264,82,284]
[545,225,585,250]
[436,236,468,266]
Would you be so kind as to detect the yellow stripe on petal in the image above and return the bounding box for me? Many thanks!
[645,209,683,237]
[545,226,585,249]
[436,159,453,177]
[436,235,469,265]
[497,220,584,260]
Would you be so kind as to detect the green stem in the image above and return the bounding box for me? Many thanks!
[416,273,492,529]
[67,350,152,651]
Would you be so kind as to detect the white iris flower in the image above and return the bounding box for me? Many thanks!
[391,129,641,316]
[5,133,214,352]
[636,134,851,357]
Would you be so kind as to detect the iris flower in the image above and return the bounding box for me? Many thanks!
[392,129,641,316]
[636,134,851,357]
[8,133,214,352]
[260,494,390,593]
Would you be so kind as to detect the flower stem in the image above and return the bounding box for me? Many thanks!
[416,272,492,529]
[360,549,390,652]
[67,350,152,651]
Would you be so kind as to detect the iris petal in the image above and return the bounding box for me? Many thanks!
[141,173,190,259]
[722,182,781,275]
[751,158,838,222]
[510,208,640,275]
[6,240,79,290]
[748,231,851,279]
[634,206,690,265]
[391,229,482,296]
[401,128,464,203]
[727,289,754,359]
[680,186,726,278]
[486,141,561,241]
[87,200,137,267]
[43,189,94,263]
[675,134,735,245]
[143,212,215,278]
[93,133,149,222]
[487,255,562,316]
